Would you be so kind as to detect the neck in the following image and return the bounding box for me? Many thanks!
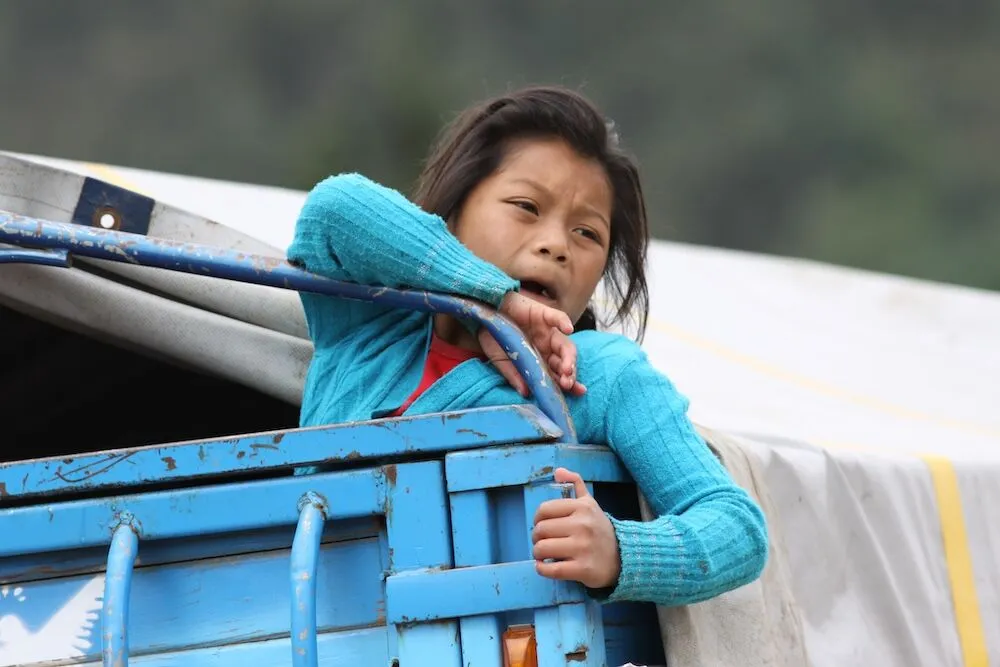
[433,314,481,353]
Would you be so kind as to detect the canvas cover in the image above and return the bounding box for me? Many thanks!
[1,151,997,666]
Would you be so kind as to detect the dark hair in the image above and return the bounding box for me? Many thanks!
[412,85,650,340]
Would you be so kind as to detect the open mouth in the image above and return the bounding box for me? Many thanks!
[519,279,557,301]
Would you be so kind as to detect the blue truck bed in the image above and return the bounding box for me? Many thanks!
[0,212,666,666]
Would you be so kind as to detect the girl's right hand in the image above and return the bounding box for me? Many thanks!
[479,291,587,398]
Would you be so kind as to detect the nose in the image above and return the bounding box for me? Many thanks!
[533,223,569,264]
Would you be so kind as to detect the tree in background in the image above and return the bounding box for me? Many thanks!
[0,1,996,290]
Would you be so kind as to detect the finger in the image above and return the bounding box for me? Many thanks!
[532,537,577,561]
[569,380,588,396]
[549,332,577,376]
[546,354,574,391]
[535,558,581,582]
[480,330,530,397]
[533,498,581,523]
[531,516,577,542]
[493,360,528,397]
[547,309,573,335]
[553,468,590,499]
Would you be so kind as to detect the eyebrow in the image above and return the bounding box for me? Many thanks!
[508,177,611,229]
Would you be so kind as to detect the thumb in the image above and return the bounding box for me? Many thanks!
[554,467,589,499]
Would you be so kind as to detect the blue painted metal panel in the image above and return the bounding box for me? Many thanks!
[0,211,577,440]
[102,516,139,667]
[383,461,462,666]
[445,444,630,493]
[385,561,586,624]
[0,537,386,664]
[72,627,390,667]
[450,490,503,667]
[0,467,387,557]
[0,405,561,502]
[0,516,382,584]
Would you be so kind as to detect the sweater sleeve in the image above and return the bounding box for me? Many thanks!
[287,173,519,348]
[598,356,769,606]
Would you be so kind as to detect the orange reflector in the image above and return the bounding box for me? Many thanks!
[502,625,538,667]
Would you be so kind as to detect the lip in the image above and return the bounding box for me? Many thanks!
[518,278,560,306]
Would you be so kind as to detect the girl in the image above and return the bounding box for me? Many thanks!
[288,86,768,606]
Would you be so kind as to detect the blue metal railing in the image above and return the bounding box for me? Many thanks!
[291,492,328,667]
[0,211,576,441]
[102,514,139,667]
[1,208,583,666]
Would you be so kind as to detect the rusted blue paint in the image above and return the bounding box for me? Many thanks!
[449,490,504,667]
[0,405,561,502]
[385,560,585,624]
[291,492,327,667]
[383,461,462,666]
[444,443,629,493]
[102,513,139,667]
[0,210,577,441]
[0,466,386,558]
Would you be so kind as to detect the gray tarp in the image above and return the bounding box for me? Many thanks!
[1,152,997,666]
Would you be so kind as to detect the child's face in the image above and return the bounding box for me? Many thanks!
[454,137,612,324]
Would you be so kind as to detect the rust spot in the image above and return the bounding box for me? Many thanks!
[273,433,285,445]
[62,458,74,464]
[494,582,501,595]
[198,446,206,461]
[384,465,398,486]
[456,428,487,438]
[162,456,177,471]
[236,451,246,459]
[251,443,278,452]
[538,466,553,476]
[566,648,588,661]
[345,450,362,460]
[0,482,7,498]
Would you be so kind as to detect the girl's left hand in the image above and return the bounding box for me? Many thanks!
[531,468,621,590]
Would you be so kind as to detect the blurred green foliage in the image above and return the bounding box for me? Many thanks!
[0,1,996,290]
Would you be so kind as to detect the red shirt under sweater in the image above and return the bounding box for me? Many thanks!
[391,335,484,417]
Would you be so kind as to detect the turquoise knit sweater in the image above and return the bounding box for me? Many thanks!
[287,173,768,607]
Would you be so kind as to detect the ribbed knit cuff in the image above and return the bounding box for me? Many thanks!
[601,515,689,604]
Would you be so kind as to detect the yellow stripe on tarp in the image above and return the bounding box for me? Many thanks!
[920,454,989,667]
[643,316,991,665]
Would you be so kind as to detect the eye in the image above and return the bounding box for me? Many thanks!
[509,199,539,215]
[574,227,603,244]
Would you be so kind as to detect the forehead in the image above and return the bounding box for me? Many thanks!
[494,137,612,203]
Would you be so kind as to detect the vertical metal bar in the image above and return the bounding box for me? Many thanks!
[386,462,461,667]
[102,512,139,667]
[291,492,328,667]
[450,490,503,667]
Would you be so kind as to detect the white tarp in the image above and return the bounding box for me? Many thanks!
[1,151,997,666]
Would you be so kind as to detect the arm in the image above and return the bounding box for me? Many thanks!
[287,173,518,348]
[600,358,769,605]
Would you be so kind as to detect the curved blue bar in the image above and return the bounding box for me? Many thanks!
[290,493,327,667]
[0,212,577,441]
[0,246,70,266]
[102,516,139,667]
